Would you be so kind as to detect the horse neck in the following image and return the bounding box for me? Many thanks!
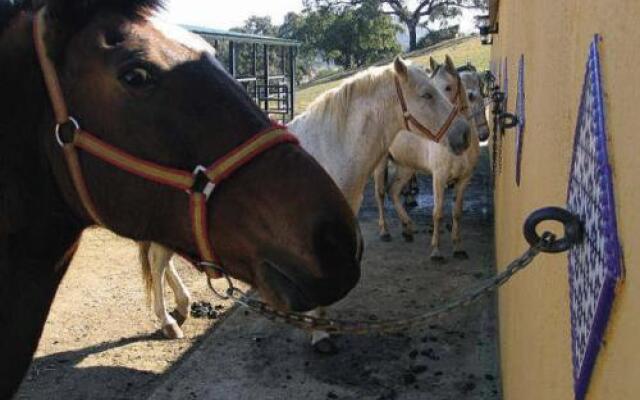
[0,13,83,398]
[291,72,404,211]
[1,13,47,157]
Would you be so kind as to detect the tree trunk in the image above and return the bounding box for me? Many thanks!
[407,21,418,51]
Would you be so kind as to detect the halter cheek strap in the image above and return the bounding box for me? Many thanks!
[394,75,462,143]
[33,9,299,273]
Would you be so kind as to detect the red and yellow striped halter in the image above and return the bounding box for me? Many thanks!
[33,9,298,274]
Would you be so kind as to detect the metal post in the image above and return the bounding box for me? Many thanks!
[252,43,258,103]
[263,44,269,112]
[280,47,286,116]
[289,46,296,119]
[228,41,236,77]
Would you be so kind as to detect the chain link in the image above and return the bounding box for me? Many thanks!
[210,232,556,335]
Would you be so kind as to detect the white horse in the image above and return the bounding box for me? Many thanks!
[139,57,471,345]
[373,56,490,261]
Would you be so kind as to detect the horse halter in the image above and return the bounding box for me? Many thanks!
[394,74,462,143]
[33,9,298,275]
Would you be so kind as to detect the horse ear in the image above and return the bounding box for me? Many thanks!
[394,56,408,81]
[444,55,456,74]
[429,56,439,72]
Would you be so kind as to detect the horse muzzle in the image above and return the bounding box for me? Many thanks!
[448,117,471,155]
[257,256,360,312]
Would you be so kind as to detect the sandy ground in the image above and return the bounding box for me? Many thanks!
[16,149,498,400]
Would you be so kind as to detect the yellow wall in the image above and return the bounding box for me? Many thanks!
[490,0,640,399]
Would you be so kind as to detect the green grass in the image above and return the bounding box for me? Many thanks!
[295,37,489,114]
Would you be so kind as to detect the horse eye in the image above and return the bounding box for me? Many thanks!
[120,67,153,89]
[104,29,125,47]
[445,85,452,92]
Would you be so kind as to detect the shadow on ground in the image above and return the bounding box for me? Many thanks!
[145,148,500,400]
[17,149,498,400]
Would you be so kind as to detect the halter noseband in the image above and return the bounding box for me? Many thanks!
[33,9,299,275]
[394,74,463,143]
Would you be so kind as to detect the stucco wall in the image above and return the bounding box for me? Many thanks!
[490,0,640,399]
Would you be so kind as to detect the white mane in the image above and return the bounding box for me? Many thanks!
[302,65,397,131]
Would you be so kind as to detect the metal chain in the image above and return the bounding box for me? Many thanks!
[209,232,556,335]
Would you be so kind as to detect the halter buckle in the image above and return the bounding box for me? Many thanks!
[190,165,215,200]
[54,117,80,147]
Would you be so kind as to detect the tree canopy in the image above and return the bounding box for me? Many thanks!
[312,0,487,50]
[282,1,401,71]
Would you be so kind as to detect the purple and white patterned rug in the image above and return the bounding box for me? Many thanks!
[567,34,623,400]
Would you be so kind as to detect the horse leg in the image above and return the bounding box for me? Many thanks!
[430,173,447,262]
[389,166,416,242]
[165,257,192,326]
[373,157,392,242]
[308,307,338,354]
[147,244,184,339]
[452,177,471,259]
[403,174,419,209]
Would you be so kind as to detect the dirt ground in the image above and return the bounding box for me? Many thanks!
[16,149,498,400]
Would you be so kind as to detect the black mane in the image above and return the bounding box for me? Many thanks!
[46,0,165,27]
[0,0,165,35]
[457,63,478,73]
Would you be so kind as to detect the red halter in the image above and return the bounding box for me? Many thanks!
[394,74,463,143]
[33,9,299,274]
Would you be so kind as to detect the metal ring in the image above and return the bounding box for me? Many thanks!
[523,207,583,253]
[207,273,236,301]
[187,165,216,200]
[54,117,80,147]
[500,112,519,130]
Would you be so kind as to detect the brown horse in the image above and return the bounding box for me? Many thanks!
[0,1,362,397]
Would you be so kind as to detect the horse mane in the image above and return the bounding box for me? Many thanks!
[46,0,165,27]
[457,63,477,73]
[304,64,396,129]
[1,0,165,30]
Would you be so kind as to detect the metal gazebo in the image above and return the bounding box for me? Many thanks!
[186,25,300,122]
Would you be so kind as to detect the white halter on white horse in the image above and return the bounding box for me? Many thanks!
[373,56,490,261]
[139,57,471,345]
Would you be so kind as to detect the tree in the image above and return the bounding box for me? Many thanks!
[279,11,322,82]
[231,15,278,36]
[288,2,401,70]
[229,16,283,79]
[315,0,487,51]
[416,24,459,49]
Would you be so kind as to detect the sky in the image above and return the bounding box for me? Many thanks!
[163,0,481,34]
[163,0,304,30]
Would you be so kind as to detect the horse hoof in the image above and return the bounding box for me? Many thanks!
[430,254,447,263]
[402,232,414,242]
[380,233,392,242]
[162,322,184,339]
[312,337,339,355]
[170,309,188,326]
[453,250,469,260]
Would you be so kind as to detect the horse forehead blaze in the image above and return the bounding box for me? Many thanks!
[131,16,215,65]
